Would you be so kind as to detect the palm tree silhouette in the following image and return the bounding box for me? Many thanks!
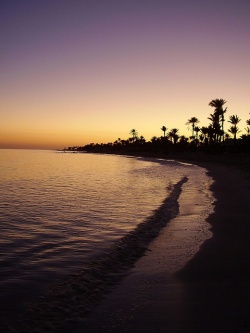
[200,126,209,146]
[194,126,200,139]
[228,126,241,144]
[228,115,241,127]
[245,119,250,136]
[207,113,222,143]
[139,136,146,145]
[186,117,199,138]
[168,128,179,145]
[244,127,250,135]
[228,115,241,144]
[209,99,227,142]
[161,126,167,137]
[129,129,138,143]
[72,96,250,156]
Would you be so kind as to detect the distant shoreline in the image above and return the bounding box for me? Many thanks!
[76,149,250,172]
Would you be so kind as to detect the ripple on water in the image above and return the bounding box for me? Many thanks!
[0,151,214,329]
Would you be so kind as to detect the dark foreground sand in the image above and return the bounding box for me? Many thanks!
[74,157,250,333]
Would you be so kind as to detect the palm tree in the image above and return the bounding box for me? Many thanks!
[245,120,250,136]
[209,99,227,131]
[161,126,167,137]
[139,136,146,145]
[207,125,216,145]
[114,138,122,147]
[201,126,209,137]
[228,115,241,127]
[121,139,128,147]
[201,126,209,146]
[179,135,188,143]
[150,136,159,149]
[228,115,241,144]
[245,128,250,135]
[168,128,179,145]
[186,117,199,137]
[129,129,138,143]
[228,126,241,144]
[208,112,219,124]
[194,126,200,139]
[207,113,221,143]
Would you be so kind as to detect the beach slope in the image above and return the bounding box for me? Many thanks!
[76,161,250,333]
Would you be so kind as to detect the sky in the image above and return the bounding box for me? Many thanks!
[1,0,250,149]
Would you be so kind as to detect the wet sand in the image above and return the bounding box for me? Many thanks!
[74,158,250,333]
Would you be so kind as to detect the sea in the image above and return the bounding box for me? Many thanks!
[0,149,214,323]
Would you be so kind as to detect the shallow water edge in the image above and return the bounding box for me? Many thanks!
[2,177,188,333]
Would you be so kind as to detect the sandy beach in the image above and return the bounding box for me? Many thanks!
[2,154,250,333]
[73,156,250,333]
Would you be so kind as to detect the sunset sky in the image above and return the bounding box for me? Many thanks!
[1,0,250,149]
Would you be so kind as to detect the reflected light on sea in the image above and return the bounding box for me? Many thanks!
[0,149,214,321]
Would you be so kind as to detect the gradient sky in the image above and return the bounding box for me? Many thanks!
[1,0,250,149]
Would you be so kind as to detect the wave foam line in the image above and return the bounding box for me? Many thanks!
[4,177,188,333]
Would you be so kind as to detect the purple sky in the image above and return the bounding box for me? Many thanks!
[1,0,250,149]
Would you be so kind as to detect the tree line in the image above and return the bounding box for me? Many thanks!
[66,99,250,154]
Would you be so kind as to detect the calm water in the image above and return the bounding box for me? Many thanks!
[0,149,213,319]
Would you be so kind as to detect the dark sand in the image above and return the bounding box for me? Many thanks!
[74,156,250,333]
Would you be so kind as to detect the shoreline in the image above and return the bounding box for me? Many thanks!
[75,152,250,332]
[2,173,190,333]
[174,162,250,332]
[87,149,250,169]
[3,152,250,332]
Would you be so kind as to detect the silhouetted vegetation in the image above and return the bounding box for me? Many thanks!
[65,99,250,155]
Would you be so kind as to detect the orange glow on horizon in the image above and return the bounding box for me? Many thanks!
[1,1,250,150]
